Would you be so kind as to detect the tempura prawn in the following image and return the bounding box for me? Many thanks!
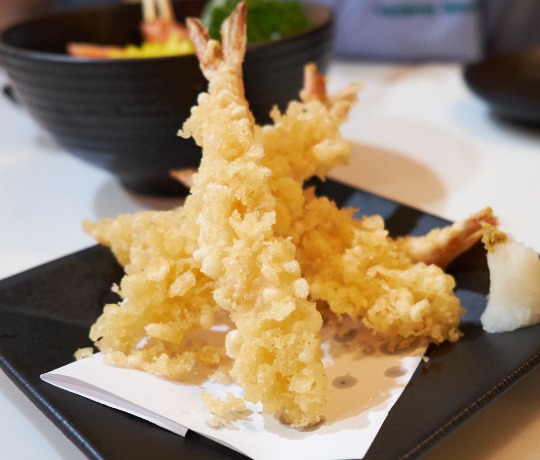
[87,206,228,381]
[179,1,327,427]
[82,0,499,427]
[251,63,481,349]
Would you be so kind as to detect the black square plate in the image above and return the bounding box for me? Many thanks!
[1,179,538,460]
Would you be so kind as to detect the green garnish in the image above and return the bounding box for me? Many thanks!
[201,0,312,44]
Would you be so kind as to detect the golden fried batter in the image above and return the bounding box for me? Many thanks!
[177,3,327,426]
[83,1,495,427]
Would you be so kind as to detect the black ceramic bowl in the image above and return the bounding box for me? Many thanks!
[464,47,540,126]
[0,0,333,195]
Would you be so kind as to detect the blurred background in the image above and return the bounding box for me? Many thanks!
[2,0,540,61]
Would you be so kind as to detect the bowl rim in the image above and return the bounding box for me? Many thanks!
[0,1,332,65]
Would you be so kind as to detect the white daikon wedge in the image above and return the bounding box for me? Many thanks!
[480,223,540,333]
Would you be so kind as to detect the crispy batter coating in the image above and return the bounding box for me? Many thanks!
[252,63,479,349]
[82,1,495,427]
[87,207,229,381]
[177,3,327,427]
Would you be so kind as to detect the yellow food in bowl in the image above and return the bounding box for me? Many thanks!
[109,34,194,58]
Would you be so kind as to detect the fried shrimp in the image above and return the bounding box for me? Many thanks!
[291,201,495,348]
[87,206,229,381]
[177,2,327,427]
[257,63,360,236]
[252,63,472,349]
[82,1,497,427]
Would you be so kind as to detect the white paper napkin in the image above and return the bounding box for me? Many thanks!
[42,321,425,460]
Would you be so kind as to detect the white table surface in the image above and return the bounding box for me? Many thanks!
[1,60,539,459]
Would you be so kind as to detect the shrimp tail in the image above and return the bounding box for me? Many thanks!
[397,207,498,268]
[301,62,361,120]
[186,17,223,79]
[220,0,247,67]
[301,62,329,104]
[186,0,246,80]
